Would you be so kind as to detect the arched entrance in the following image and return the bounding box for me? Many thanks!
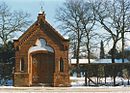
[28,38,55,86]
[31,52,54,85]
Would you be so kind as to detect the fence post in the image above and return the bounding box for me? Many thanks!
[85,71,87,86]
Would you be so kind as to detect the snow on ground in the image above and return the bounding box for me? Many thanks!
[0,76,129,89]
[70,76,85,87]
[70,76,130,87]
[0,77,130,93]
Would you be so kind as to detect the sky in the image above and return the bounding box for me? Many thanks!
[0,0,130,52]
[0,0,65,29]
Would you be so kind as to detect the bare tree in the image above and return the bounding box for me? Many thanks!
[0,2,31,48]
[56,0,96,76]
[119,0,130,62]
[79,2,96,63]
[91,0,130,86]
[56,0,85,77]
[91,0,130,63]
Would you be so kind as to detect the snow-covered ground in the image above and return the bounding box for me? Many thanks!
[70,76,85,87]
[0,85,130,93]
[70,76,130,87]
[0,76,129,87]
[0,77,129,93]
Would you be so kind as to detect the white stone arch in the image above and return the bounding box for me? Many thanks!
[29,38,54,54]
[28,38,54,85]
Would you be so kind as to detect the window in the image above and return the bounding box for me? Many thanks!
[60,57,64,72]
[16,46,19,51]
[20,58,24,72]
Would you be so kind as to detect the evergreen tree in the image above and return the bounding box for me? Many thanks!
[0,41,15,85]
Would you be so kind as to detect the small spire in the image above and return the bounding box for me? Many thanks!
[39,0,44,14]
[39,6,44,14]
[38,0,45,21]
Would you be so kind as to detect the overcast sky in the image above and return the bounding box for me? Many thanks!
[0,0,65,28]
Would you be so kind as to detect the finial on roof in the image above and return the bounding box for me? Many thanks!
[39,0,44,14]
[39,6,44,14]
[38,0,45,21]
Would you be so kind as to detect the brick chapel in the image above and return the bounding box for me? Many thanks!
[13,11,70,87]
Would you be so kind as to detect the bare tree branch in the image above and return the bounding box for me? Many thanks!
[0,2,31,47]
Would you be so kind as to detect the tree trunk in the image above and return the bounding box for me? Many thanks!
[128,78,129,85]
[113,76,116,86]
[85,72,87,86]
[76,32,81,77]
[122,0,125,63]
[87,48,91,64]
[113,65,116,86]
[111,43,117,63]
[111,49,115,63]
[122,34,125,63]
[86,35,91,64]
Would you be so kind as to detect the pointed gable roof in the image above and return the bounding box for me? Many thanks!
[15,12,69,47]
[37,12,68,42]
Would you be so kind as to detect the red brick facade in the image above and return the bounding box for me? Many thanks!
[13,12,70,87]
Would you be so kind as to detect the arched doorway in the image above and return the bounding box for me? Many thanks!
[28,38,55,86]
[31,52,54,85]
